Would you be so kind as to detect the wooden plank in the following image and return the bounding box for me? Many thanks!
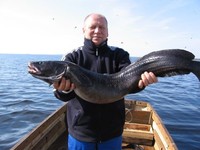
[122,128,154,146]
[125,100,148,111]
[125,100,148,108]
[31,114,66,150]
[124,123,151,131]
[125,110,152,124]
[152,110,178,150]
[123,129,153,141]
[154,129,166,150]
[48,131,68,150]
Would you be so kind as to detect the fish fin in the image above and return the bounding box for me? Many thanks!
[139,49,195,61]
[193,71,200,81]
[192,61,200,81]
[159,70,190,77]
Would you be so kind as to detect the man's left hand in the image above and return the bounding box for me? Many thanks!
[138,72,158,89]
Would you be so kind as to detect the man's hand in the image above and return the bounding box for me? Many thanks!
[53,77,75,91]
[138,72,158,89]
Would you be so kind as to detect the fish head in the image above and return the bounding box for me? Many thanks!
[28,61,67,85]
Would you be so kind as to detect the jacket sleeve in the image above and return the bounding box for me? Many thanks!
[53,89,76,102]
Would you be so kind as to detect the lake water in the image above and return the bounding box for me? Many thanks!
[0,54,199,150]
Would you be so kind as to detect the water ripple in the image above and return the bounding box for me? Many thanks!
[0,54,200,150]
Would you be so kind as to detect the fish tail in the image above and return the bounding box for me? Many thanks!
[192,60,200,81]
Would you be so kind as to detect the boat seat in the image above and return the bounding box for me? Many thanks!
[123,122,154,146]
[123,107,154,146]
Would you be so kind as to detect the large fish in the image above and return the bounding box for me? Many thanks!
[28,49,200,104]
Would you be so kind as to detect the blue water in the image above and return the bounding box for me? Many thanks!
[0,54,200,150]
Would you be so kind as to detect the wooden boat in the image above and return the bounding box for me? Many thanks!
[11,100,178,150]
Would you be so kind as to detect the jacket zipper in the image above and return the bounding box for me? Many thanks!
[96,48,101,72]
[96,48,98,56]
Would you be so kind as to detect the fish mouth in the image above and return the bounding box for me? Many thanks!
[28,62,41,75]
[28,62,65,84]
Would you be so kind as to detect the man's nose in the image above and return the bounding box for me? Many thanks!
[94,27,100,33]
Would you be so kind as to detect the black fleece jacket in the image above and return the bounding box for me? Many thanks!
[54,38,142,142]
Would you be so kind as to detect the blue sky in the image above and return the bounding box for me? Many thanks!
[0,0,200,58]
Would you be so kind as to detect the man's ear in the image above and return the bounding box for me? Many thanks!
[82,27,85,34]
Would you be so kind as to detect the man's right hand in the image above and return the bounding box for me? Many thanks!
[53,77,75,92]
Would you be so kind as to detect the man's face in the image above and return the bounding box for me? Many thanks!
[83,15,108,46]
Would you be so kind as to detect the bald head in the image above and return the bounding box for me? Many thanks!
[84,13,108,26]
[83,13,108,46]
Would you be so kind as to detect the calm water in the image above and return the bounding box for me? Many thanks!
[0,54,200,150]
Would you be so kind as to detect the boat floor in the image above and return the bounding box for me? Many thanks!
[48,132,154,150]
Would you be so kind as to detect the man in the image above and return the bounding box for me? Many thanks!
[53,13,157,150]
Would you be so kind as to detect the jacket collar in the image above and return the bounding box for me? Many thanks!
[83,38,108,55]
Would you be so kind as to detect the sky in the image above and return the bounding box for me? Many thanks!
[0,0,200,58]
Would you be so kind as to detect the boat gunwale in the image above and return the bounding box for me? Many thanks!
[10,103,67,150]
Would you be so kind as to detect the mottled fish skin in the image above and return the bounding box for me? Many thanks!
[28,49,200,104]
